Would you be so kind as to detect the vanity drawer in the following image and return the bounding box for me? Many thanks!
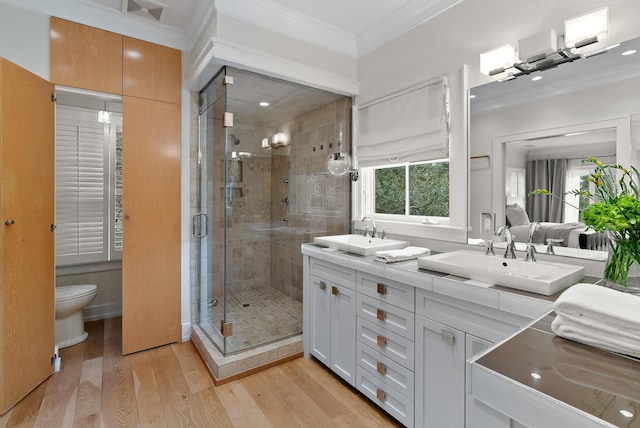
[309,258,356,290]
[357,294,415,340]
[356,341,414,401]
[356,366,414,428]
[357,272,415,312]
[357,318,414,370]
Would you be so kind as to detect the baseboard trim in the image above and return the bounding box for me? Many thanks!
[83,302,122,322]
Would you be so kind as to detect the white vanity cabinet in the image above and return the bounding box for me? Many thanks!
[354,272,416,427]
[302,247,553,428]
[308,258,357,386]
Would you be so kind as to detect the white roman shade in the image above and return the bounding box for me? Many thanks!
[356,77,449,168]
[55,106,109,265]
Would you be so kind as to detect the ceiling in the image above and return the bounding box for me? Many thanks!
[0,0,461,55]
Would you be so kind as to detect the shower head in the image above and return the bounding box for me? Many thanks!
[229,134,240,145]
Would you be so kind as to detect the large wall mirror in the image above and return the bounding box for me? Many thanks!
[468,35,640,261]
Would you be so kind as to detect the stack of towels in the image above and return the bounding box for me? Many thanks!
[373,246,430,263]
[552,283,640,358]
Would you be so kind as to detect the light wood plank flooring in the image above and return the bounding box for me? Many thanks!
[0,317,402,428]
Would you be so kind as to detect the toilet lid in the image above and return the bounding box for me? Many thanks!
[55,284,98,302]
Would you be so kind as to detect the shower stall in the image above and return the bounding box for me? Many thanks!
[193,66,352,357]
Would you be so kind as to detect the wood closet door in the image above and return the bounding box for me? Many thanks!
[122,96,181,355]
[0,58,55,414]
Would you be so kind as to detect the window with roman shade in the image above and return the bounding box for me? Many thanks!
[355,76,450,168]
[55,105,122,266]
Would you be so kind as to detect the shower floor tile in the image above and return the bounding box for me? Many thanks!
[201,286,302,355]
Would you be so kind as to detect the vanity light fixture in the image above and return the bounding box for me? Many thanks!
[480,7,609,80]
[271,132,288,148]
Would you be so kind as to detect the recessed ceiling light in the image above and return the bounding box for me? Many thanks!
[622,49,637,56]
[530,372,541,380]
[469,94,476,99]
[531,76,542,81]
[259,101,270,107]
[620,410,634,418]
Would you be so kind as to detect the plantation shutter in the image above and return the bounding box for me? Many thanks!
[55,106,109,265]
[356,76,449,168]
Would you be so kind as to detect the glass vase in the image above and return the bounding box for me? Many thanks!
[601,230,640,294]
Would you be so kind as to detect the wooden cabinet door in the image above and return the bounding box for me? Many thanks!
[309,275,330,365]
[49,17,123,94]
[0,58,54,414]
[415,316,465,428]
[330,283,356,386]
[122,96,180,355]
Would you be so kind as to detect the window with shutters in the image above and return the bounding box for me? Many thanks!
[55,104,122,266]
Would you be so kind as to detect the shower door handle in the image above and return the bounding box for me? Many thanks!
[192,213,208,238]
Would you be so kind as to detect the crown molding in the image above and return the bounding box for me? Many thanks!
[214,0,357,59]
[357,0,463,57]
[188,37,359,95]
[0,0,193,50]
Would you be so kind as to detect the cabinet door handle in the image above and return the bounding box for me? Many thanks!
[376,361,386,375]
[376,388,386,402]
[376,283,386,295]
[319,281,326,290]
[441,329,455,346]
[376,309,385,321]
[331,286,339,295]
[376,335,386,348]
[4,219,14,225]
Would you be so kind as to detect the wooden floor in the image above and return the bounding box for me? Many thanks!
[0,317,402,427]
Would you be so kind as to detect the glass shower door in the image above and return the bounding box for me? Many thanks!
[197,68,229,354]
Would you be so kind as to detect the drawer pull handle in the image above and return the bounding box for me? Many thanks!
[441,329,455,346]
[331,286,339,295]
[376,388,385,402]
[377,283,386,295]
[376,335,386,348]
[376,309,385,321]
[376,361,386,375]
[319,281,326,290]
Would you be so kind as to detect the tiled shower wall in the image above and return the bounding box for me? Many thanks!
[190,92,352,326]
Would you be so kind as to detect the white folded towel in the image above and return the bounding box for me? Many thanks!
[552,314,640,358]
[553,283,640,334]
[373,246,430,263]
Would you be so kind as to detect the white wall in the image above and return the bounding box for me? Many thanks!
[0,4,49,79]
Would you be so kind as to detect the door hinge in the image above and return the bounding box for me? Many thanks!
[223,112,234,128]
[51,93,57,103]
[220,321,233,337]
[50,224,57,232]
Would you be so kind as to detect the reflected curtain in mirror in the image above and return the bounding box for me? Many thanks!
[526,158,568,222]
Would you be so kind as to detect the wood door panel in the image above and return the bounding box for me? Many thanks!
[0,58,55,414]
[123,37,181,104]
[122,96,181,355]
[50,17,123,94]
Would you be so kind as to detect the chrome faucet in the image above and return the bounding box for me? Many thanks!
[496,225,516,259]
[525,223,541,262]
[362,215,377,238]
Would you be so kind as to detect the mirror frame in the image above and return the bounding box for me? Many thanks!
[491,117,631,232]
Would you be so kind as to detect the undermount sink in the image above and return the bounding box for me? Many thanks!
[417,250,584,295]
[314,234,409,256]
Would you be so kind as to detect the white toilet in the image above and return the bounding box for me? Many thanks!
[54,284,98,349]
